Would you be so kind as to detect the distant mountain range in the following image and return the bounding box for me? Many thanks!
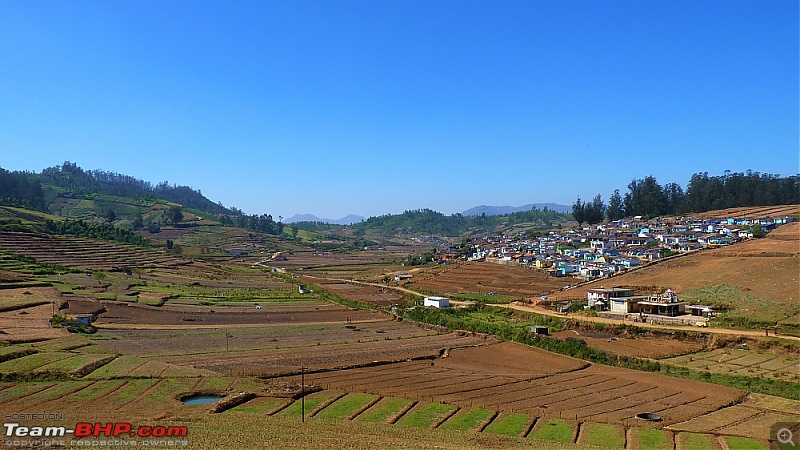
[285,204,571,225]
[284,214,366,225]
[462,203,570,216]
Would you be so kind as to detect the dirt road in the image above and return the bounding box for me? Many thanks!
[496,302,800,342]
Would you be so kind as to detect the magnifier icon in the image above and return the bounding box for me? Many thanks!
[778,428,795,446]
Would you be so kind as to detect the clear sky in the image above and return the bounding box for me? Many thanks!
[1,0,797,219]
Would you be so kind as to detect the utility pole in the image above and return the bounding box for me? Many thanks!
[301,366,305,423]
[225,330,229,352]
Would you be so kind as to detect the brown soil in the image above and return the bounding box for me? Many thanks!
[410,261,573,298]
[278,341,745,426]
[550,330,704,359]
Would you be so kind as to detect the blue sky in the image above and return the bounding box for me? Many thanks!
[1,0,797,219]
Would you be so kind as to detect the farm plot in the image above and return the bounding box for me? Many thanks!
[0,231,186,270]
[662,348,800,383]
[483,412,532,437]
[97,318,435,357]
[163,332,491,377]
[0,351,113,378]
[438,408,494,431]
[668,393,800,441]
[285,343,746,426]
[550,330,704,359]
[312,393,378,420]
[312,280,408,307]
[396,402,457,428]
[93,301,387,328]
[0,302,66,343]
[409,261,573,299]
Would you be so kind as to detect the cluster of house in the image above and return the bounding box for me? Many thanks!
[587,287,713,322]
[448,215,794,281]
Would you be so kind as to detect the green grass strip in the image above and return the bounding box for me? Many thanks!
[724,436,767,450]
[484,412,530,437]
[678,432,716,450]
[69,380,126,401]
[530,418,574,443]
[105,379,159,404]
[0,383,54,402]
[439,408,494,431]
[314,393,377,420]
[633,428,672,450]
[358,397,411,423]
[397,402,455,428]
[581,422,625,448]
[276,392,338,417]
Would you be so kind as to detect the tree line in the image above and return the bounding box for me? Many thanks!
[43,219,149,246]
[573,171,799,225]
[347,208,572,236]
[0,167,46,210]
[39,162,233,216]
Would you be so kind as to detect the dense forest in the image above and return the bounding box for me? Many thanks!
[40,162,233,216]
[573,171,800,224]
[345,207,569,236]
[0,162,233,216]
[0,167,46,210]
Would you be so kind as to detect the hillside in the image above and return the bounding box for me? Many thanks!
[563,219,800,331]
[462,203,570,216]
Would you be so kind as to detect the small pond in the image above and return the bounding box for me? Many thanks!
[182,395,224,406]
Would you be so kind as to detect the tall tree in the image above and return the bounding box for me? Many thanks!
[606,189,624,221]
[571,196,586,226]
[624,176,665,218]
[164,206,183,225]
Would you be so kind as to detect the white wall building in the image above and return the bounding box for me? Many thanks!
[423,296,450,308]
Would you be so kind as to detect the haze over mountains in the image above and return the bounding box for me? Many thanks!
[462,203,571,216]
[283,214,366,225]
[285,204,571,225]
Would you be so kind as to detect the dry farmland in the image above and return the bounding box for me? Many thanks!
[278,342,746,426]
[0,219,797,449]
[409,261,574,298]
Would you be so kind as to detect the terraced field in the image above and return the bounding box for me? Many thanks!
[663,348,800,382]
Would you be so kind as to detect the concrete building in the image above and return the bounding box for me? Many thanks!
[423,296,450,308]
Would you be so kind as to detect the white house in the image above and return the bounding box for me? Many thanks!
[423,296,450,308]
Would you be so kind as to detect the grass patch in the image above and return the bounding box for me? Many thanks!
[84,356,145,379]
[580,422,625,448]
[358,397,411,423]
[0,352,73,373]
[37,354,112,375]
[397,402,455,428]
[439,408,494,431]
[677,432,716,450]
[632,428,672,450]
[276,391,338,417]
[69,380,126,401]
[314,393,377,420]
[17,381,88,402]
[105,379,159,404]
[530,418,574,443]
[484,412,530,437]
[724,436,767,450]
[0,383,54,402]
[228,397,285,414]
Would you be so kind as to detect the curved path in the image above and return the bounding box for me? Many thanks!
[298,272,800,342]
[495,302,800,342]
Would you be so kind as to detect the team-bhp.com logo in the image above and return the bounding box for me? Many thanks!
[5,422,188,438]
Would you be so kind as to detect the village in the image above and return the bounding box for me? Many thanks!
[408,213,797,327]
[432,213,795,281]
